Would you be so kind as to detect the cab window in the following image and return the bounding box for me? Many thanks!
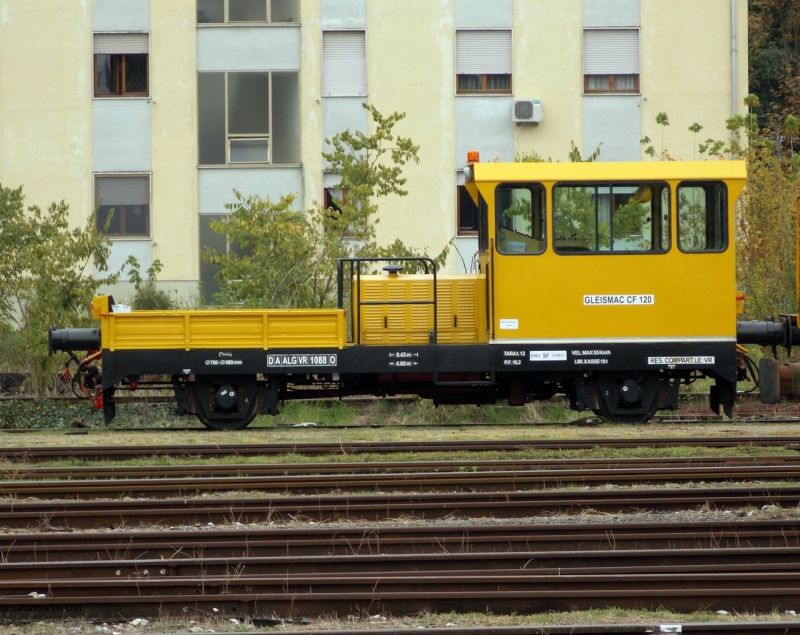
[553,182,669,254]
[677,181,727,252]
[478,191,489,254]
[495,184,545,254]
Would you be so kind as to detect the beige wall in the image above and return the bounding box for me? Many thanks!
[514,0,583,162]
[150,1,199,285]
[368,0,456,259]
[0,0,751,288]
[641,0,748,160]
[0,0,92,225]
[300,0,323,213]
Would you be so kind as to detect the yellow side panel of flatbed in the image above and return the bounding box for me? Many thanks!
[101,309,346,351]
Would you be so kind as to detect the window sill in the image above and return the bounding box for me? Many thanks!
[582,91,640,96]
[198,163,302,169]
[457,231,479,237]
[196,22,299,27]
[93,95,151,100]
[104,236,152,241]
[456,91,513,97]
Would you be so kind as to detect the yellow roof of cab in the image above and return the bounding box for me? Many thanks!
[469,160,747,183]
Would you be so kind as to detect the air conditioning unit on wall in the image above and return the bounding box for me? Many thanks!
[513,100,543,124]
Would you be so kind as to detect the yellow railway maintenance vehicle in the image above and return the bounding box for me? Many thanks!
[51,155,788,428]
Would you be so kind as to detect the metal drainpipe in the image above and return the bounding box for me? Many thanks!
[731,0,738,121]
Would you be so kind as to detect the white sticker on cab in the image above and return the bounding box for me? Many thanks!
[530,351,567,361]
[499,319,519,330]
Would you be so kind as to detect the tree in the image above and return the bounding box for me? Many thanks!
[204,104,450,309]
[736,147,800,319]
[689,123,704,160]
[126,258,176,310]
[202,193,319,308]
[718,104,800,320]
[0,183,121,393]
[640,112,671,160]
[749,0,800,117]
[786,114,799,156]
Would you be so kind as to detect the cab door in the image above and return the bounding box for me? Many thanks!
[476,188,494,340]
[490,182,547,340]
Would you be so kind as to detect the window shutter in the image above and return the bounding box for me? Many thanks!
[322,31,367,97]
[93,33,149,55]
[323,172,342,188]
[95,176,150,205]
[583,29,640,75]
[456,30,512,75]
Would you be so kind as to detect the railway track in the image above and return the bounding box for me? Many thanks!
[5,539,800,619]
[5,444,800,624]
[5,455,800,479]
[0,485,798,530]
[3,519,800,563]
[5,463,800,499]
[3,436,800,462]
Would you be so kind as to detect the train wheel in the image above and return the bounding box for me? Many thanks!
[193,374,259,430]
[594,372,660,423]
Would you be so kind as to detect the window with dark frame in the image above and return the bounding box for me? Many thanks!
[495,184,546,255]
[582,28,640,94]
[324,186,349,215]
[457,185,479,235]
[677,181,727,253]
[198,71,300,165]
[197,0,299,23]
[456,30,512,95]
[94,175,151,237]
[457,74,511,94]
[553,182,669,254]
[478,191,489,254]
[323,172,361,236]
[199,214,225,304]
[93,34,149,97]
[583,74,639,93]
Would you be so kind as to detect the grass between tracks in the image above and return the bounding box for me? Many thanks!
[0,396,582,430]
[2,443,799,472]
[2,389,771,430]
[3,608,800,634]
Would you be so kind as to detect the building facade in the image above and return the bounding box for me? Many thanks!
[0,0,748,302]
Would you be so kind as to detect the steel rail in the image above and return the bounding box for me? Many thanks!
[2,519,800,561]
[0,486,798,530]
[6,464,800,499]
[5,455,800,480]
[3,569,800,619]
[3,436,800,462]
[7,547,800,581]
[246,626,800,635]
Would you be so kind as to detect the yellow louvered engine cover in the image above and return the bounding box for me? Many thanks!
[356,274,486,345]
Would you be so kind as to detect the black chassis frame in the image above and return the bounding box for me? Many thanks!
[102,338,736,395]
